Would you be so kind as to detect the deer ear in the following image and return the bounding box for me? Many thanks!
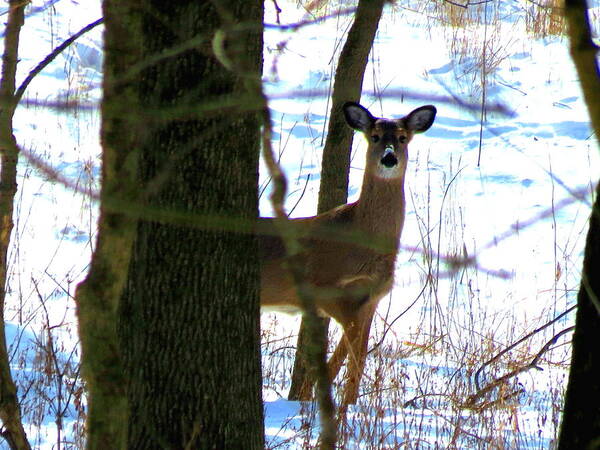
[343,102,375,132]
[404,105,436,133]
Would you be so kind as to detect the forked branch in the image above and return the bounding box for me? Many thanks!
[474,305,575,391]
[465,309,575,409]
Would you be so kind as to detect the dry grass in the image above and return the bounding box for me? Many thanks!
[6,1,590,448]
[259,4,587,443]
[261,139,586,448]
[4,31,99,444]
[524,0,567,38]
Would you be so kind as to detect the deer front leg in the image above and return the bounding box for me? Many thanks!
[296,312,366,401]
[295,276,374,401]
[340,304,377,406]
[324,275,374,381]
[324,276,370,378]
[294,318,357,402]
[327,333,348,382]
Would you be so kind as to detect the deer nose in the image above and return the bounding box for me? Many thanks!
[380,147,398,168]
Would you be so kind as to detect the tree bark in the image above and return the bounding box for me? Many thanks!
[0,1,31,448]
[289,0,386,402]
[558,0,600,447]
[74,2,143,449]
[563,0,600,136]
[117,2,264,448]
[558,184,600,449]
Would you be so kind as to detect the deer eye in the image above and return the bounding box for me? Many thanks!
[371,135,380,143]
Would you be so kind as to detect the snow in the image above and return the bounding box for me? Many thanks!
[1,0,598,448]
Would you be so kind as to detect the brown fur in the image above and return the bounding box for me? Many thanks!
[259,102,436,406]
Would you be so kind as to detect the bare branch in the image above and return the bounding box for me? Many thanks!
[14,18,103,105]
[474,305,575,391]
[264,7,357,31]
[441,0,494,8]
[465,325,574,409]
[463,306,575,410]
[268,87,514,116]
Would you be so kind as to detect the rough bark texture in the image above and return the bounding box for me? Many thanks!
[117,2,264,448]
[0,1,31,449]
[74,2,143,449]
[558,184,600,450]
[558,0,600,447]
[563,0,600,136]
[289,0,386,402]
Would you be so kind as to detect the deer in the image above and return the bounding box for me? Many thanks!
[260,101,437,406]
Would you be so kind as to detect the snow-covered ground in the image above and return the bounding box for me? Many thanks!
[1,0,599,448]
[260,1,598,448]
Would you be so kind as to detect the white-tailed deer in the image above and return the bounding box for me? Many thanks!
[260,102,436,406]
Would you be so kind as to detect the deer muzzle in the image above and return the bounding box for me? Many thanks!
[380,147,398,168]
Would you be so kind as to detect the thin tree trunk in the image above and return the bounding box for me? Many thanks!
[563,0,600,136]
[557,0,600,447]
[289,0,386,401]
[0,1,31,448]
[74,2,143,448]
[117,2,264,448]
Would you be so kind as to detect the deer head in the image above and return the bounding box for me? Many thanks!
[343,102,437,180]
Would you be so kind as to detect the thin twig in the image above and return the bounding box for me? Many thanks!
[14,18,103,105]
[443,0,494,8]
[467,321,575,408]
[476,0,489,167]
[474,305,575,390]
[264,7,357,31]
[369,282,428,355]
[268,87,514,116]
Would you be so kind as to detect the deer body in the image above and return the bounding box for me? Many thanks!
[260,102,436,405]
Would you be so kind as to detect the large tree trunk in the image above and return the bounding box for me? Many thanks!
[117,2,264,448]
[0,2,31,449]
[288,0,386,401]
[558,0,600,447]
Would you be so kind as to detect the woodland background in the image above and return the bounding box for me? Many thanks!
[0,0,598,448]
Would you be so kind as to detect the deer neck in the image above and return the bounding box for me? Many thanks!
[353,171,406,251]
